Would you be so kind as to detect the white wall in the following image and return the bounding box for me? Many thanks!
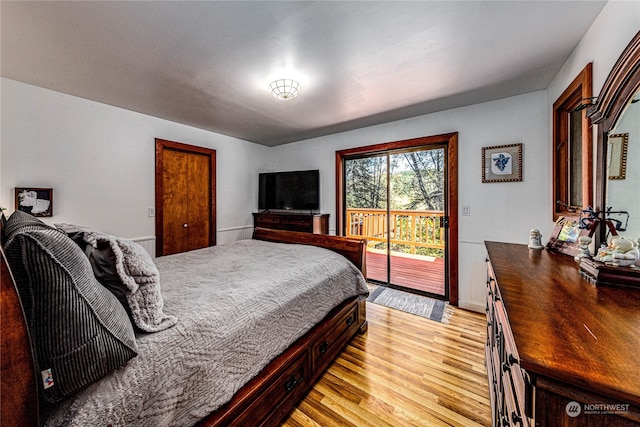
[268,90,549,312]
[266,0,640,312]
[0,78,270,244]
[548,1,639,107]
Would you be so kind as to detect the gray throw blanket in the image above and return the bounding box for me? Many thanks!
[55,222,178,332]
[91,233,178,332]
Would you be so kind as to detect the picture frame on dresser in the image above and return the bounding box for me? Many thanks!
[546,215,591,257]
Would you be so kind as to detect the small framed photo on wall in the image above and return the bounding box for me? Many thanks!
[15,187,53,217]
[482,143,523,183]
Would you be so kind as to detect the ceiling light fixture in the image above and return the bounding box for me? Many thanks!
[270,79,301,100]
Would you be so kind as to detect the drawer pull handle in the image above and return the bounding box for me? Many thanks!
[284,373,303,393]
[319,341,329,354]
[512,411,523,426]
[508,354,519,366]
[346,316,355,327]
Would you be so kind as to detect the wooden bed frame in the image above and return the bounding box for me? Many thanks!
[1,222,368,427]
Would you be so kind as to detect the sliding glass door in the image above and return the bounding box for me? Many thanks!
[345,154,389,283]
[344,145,448,299]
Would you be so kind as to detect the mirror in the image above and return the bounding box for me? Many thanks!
[588,31,640,249]
[606,93,639,241]
[580,31,640,288]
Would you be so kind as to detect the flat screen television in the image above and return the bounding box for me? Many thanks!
[258,170,320,211]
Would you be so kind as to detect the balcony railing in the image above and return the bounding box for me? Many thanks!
[345,208,445,254]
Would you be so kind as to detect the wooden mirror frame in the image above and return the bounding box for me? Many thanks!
[587,31,640,249]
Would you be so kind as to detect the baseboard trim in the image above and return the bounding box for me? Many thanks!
[458,300,485,314]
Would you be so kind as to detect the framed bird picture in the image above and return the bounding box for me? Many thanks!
[482,143,523,183]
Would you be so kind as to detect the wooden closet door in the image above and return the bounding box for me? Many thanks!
[156,139,216,256]
[162,149,190,255]
[185,152,211,251]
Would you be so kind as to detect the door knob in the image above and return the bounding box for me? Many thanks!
[183,223,188,228]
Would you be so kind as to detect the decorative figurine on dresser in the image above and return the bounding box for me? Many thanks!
[593,236,639,266]
[580,235,640,288]
[574,235,593,262]
[527,228,544,249]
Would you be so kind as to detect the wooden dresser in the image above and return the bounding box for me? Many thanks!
[253,212,329,234]
[485,241,640,427]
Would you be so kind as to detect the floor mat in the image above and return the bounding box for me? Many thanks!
[367,285,452,323]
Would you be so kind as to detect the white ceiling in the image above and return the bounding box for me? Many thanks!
[1,1,607,146]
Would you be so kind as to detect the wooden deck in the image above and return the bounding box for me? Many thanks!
[366,250,445,296]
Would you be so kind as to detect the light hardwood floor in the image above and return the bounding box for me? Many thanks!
[281,301,491,427]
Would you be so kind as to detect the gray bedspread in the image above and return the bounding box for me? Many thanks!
[46,239,368,427]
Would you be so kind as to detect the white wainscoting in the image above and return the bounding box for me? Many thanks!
[130,236,156,258]
[217,225,255,244]
[131,226,255,258]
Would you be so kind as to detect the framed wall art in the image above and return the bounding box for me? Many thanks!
[607,133,628,180]
[15,187,53,217]
[482,143,523,183]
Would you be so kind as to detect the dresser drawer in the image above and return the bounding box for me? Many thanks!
[495,300,529,416]
[280,216,309,226]
[255,215,281,225]
[502,372,526,427]
[495,300,519,362]
[312,303,359,373]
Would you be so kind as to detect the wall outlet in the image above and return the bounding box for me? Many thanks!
[148,207,155,217]
[462,205,471,216]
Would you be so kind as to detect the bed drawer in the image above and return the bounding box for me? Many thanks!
[311,302,359,374]
[233,352,309,427]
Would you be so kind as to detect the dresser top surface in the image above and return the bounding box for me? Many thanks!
[485,241,640,406]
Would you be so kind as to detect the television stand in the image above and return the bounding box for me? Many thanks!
[253,212,329,234]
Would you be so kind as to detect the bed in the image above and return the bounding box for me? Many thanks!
[0,211,369,427]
